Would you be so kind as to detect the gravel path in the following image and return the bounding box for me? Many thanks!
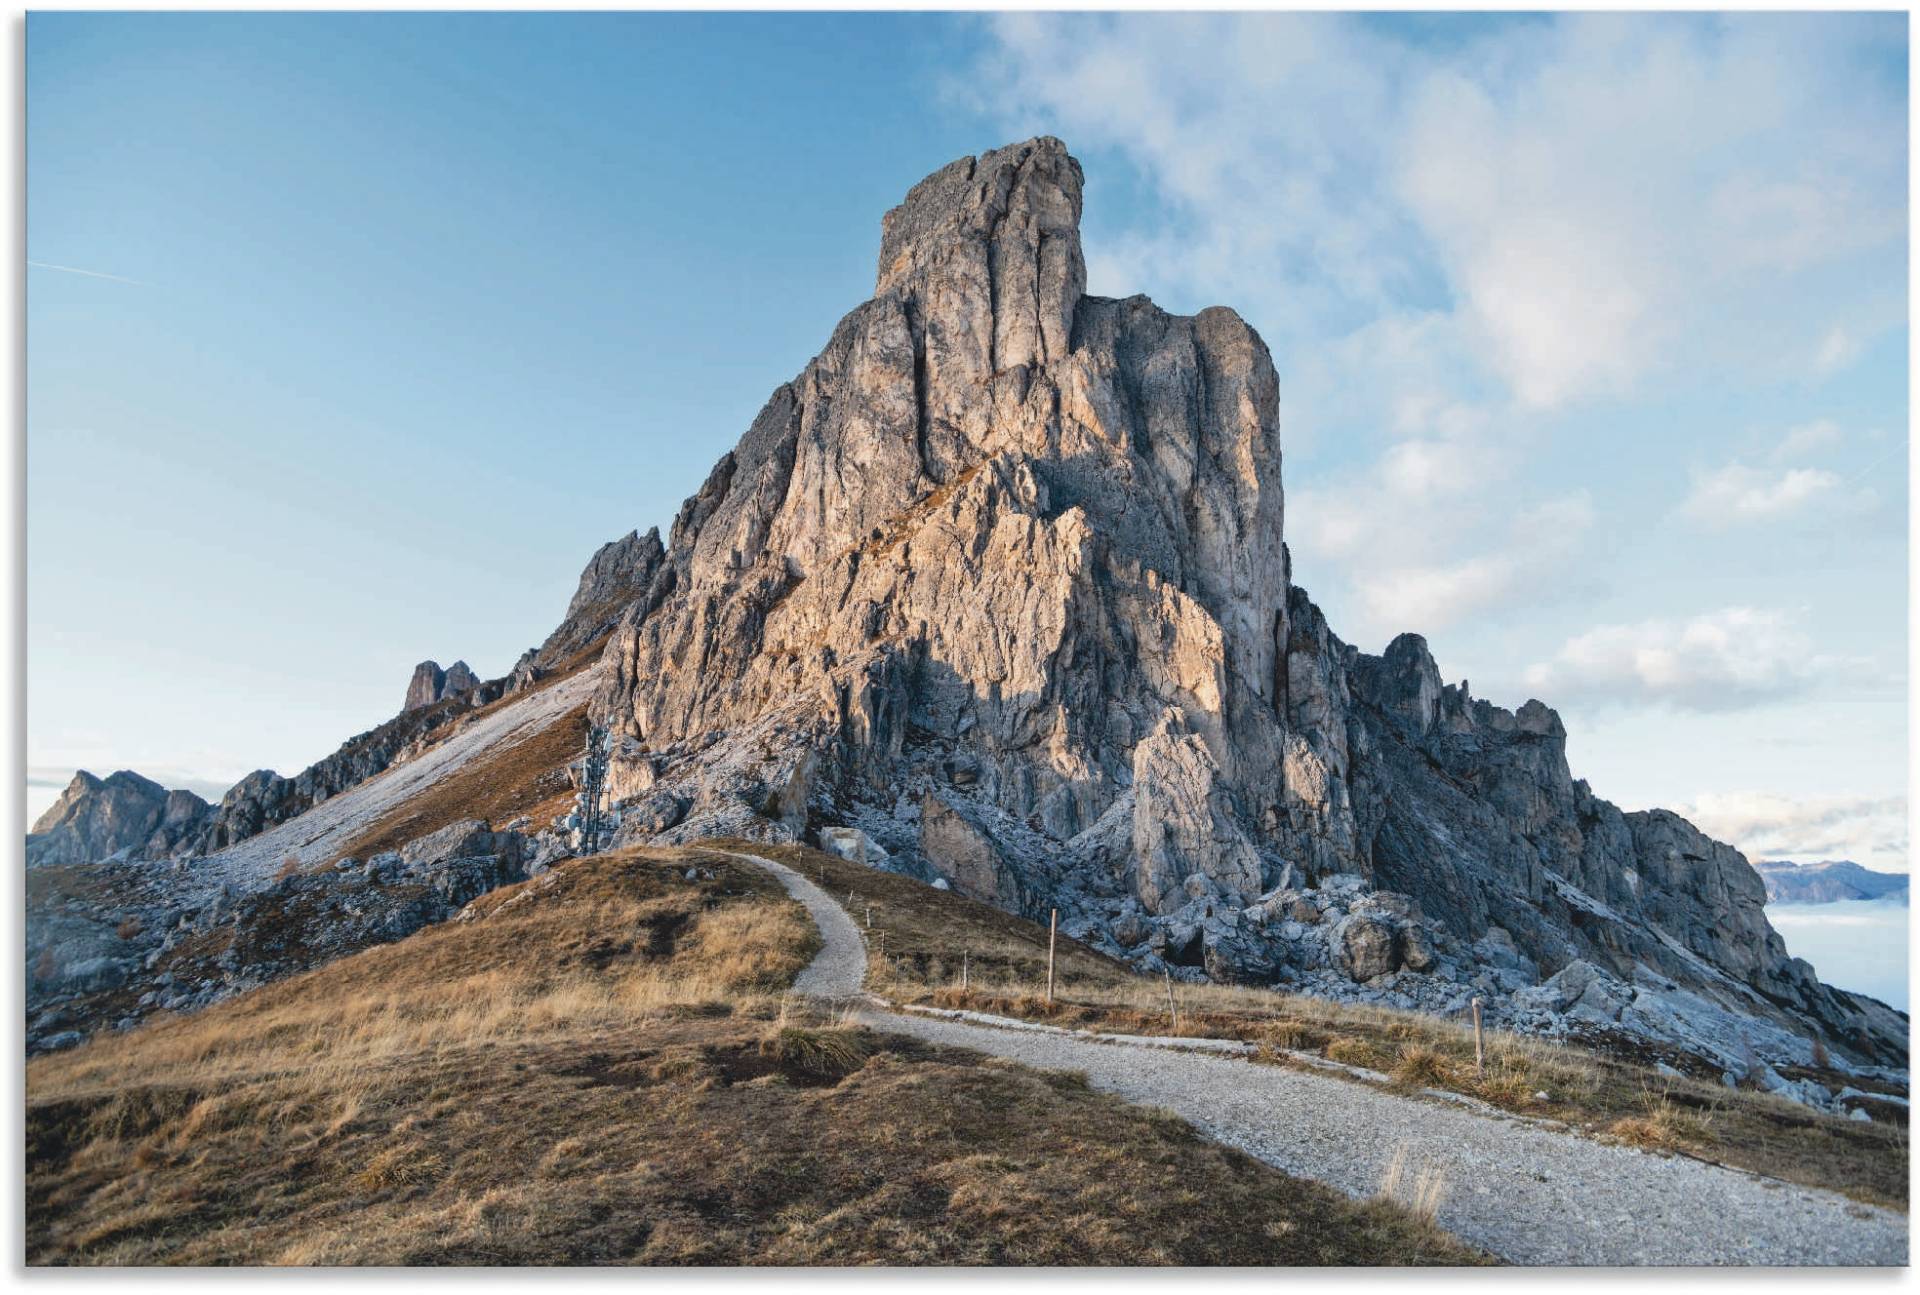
[732,849,1908,1267]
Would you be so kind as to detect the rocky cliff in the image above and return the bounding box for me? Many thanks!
[582,137,1903,1075]
[404,659,480,711]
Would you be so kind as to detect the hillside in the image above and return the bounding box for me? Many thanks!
[26,846,1476,1266]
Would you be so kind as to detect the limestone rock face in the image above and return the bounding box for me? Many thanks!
[441,660,480,700]
[599,138,1288,913]
[584,137,1901,1075]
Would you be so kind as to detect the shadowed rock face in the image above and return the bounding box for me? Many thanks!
[586,137,1903,1071]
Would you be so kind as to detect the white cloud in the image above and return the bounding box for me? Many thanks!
[1677,790,1909,873]
[1522,605,1846,711]
[1813,328,1862,376]
[1295,463,1595,640]
[1771,418,1844,462]
[1678,462,1841,526]
[1677,420,1870,526]
[965,13,1906,412]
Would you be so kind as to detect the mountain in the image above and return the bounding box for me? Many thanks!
[25,138,1906,1088]
[583,137,1904,1073]
[1757,860,1910,905]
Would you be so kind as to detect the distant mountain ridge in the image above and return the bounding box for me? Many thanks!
[1757,860,1909,906]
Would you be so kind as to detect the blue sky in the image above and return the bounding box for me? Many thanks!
[28,13,1909,873]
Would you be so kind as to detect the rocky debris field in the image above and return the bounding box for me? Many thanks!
[26,818,573,1055]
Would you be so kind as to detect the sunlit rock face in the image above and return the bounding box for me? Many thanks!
[565,137,1903,1073]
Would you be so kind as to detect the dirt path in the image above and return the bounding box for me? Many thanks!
[727,849,1908,1267]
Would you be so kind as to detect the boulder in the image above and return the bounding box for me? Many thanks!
[1337,915,1398,982]
[820,826,890,867]
[1398,924,1438,973]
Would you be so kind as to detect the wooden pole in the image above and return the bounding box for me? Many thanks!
[1471,997,1485,1071]
[865,904,872,929]
[1046,908,1058,1005]
[1164,968,1179,1035]
[961,951,969,993]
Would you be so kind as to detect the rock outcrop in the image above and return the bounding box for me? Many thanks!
[26,817,563,1055]
[546,528,669,663]
[30,677,520,870]
[582,137,1903,1075]
[404,659,480,712]
[28,772,209,868]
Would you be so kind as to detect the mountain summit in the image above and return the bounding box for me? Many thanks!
[584,137,1902,1074]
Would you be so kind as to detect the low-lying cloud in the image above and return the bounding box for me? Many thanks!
[1678,790,1909,874]
[1521,605,1843,712]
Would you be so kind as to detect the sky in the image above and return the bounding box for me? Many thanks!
[27,13,1910,874]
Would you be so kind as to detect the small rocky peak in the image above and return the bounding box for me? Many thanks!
[401,659,481,712]
[875,136,1087,370]
[1515,698,1567,739]
[31,770,105,833]
[1355,633,1446,734]
[404,660,447,712]
[220,769,285,808]
[103,769,168,800]
[441,661,479,698]
[563,527,666,622]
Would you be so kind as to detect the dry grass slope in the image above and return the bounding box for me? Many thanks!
[746,840,1909,1211]
[28,844,1481,1266]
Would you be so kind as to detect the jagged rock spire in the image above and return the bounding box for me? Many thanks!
[876,136,1086,374]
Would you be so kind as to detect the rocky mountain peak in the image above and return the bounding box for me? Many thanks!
[875,136,1086,374]
[403,659,480,712]
[584,137,1902,1074]
[27,769,209,867]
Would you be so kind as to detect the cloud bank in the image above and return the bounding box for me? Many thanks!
[1520,606,1851,712]
[1678,791,1909,874]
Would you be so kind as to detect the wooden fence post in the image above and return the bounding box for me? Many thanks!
[1046,908,1058,1005]
[961,951,969,993]
[1164,968,1179,1034]
[865,904,872,929]
[1471,997,1485,1071]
